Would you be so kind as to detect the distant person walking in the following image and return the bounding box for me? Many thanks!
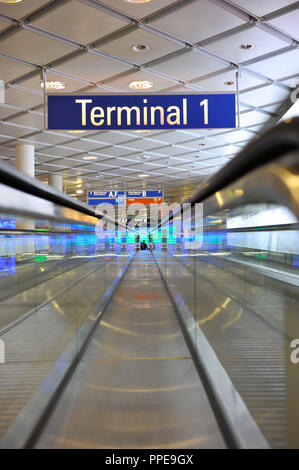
[140,240,148,251]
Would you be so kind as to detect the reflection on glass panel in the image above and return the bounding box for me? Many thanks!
[152,203,299,448]
[0,210,130,440]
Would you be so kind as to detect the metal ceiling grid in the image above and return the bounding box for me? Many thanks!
[0,0,298,202]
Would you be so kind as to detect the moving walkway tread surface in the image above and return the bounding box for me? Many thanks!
[0,256,127,440]
[169,254,298,448]
[31,255,226,449]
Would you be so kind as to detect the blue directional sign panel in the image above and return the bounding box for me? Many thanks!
[88,190,125,206]
[48,94,236,130]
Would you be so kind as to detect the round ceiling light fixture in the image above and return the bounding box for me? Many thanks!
[125,0,151,3]
[133,130,152,134]
[41,81,66,90]
[138,173,150,178]
[76,189,83,194]
[68,130,86,134]
[83,155,98,161]
[131,44,150,53]
[137,154,151,160]
[240,43,254,50]
[129,80,153,90]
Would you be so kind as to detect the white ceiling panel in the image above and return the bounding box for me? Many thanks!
[98,27,181,65]
[3,87,43,109]
[149,0,245,43]
[279,77,299,88]
[8,112,43,129]
[59,140,102,152]
[246,48,299,81]
[215,129,255,144]
[15,139,49,151]
[170,151,205,162]
[0,30,76,66]
[239,110,270,127]
[196,156,229,166]
[37,147,80,157]
[98,0,177,19]
[0,57,35,83]
[151,145,195,156]
[86,131,135,145]
[194,69,263,92]
[0,123,32,138]
[215,144,240,155]
[121,138,163,151]
[32,0,127,45]
[99,146,136,157]
[241,85,289,107]
[0,105,17,121]
[55,52,130,83]
[48,158,88,168]
[147,130,202,145]
[229,0,296,17]
[0,0,49,19]
[20,71,87,94]
[0,19,9,33]
[150,50,224,82]
[107,69,174,92]
[268,9,299,42]
[204,26,287,64]
[24,132,71,145]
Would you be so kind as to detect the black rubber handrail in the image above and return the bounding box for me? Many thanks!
[187,117,299,205]
[1,118,299,223]
[0,161,98,218]
[154,117,299,229]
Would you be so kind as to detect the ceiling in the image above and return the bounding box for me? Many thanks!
[0,0,298,203]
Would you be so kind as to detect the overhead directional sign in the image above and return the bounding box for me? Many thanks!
[126,190,163,198]
[126,190,163,205]
[88,190,125,206]
[47,94,236,131]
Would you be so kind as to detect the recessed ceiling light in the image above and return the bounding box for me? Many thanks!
[240,43,254,50]
[129,80,153,90]
[224,81,234,86]
[76,189,83,194]
[0,0,23,3]
[131,44,150,53]
[125,0,151,3]
[138,173,150,178]
[83,155,98,161]
[133,129,152,134]
[41,81,66,90]
[137,154,151,160]
[67,130,86,134]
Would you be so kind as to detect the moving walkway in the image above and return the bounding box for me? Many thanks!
[0,119,299,448]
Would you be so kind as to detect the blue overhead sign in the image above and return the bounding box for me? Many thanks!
[88,190,125,206]
[47,94,236,131]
